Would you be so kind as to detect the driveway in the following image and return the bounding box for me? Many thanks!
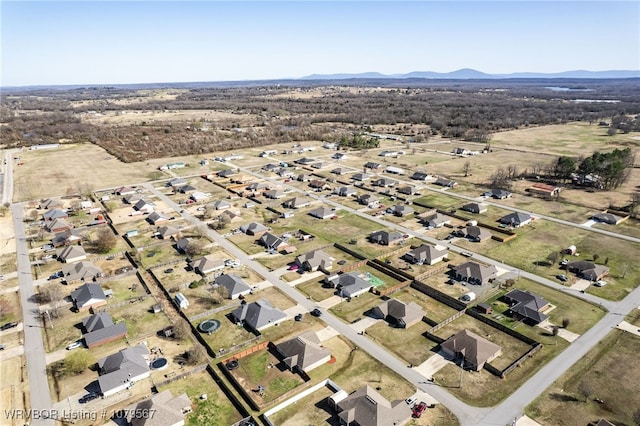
[414,351,450,378]
[616,320,640,337]
[537,322,580,343]
[569,279,591,292]
[0,345,24,361]
[349,316,378,333]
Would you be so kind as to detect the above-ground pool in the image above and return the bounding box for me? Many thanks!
[151,358,168,370]
[198,319,221,334]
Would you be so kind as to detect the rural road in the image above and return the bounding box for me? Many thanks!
[12,203,55,426]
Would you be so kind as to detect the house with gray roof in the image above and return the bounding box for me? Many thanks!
[124,389,191,426]
[212,200,231,210]
[453,261,498,285]
[264,190,286,199]
[499,212,532,228]
[133,199,156,214]
[39,198,63,210]
[335,385,411,426]
[370,299,425,329]
[364,162,381,169]
[123,193,143,204]
[411,171,432,181]
[368,230,403,245]
[397,185,417,195]
[51,229,82,247]
[309,206,335,219]
[217,169,236,178]
[282,197,311,209]
[351,172,371,182]
[240,222,269,236]
[175,237,191,254]
[46,218,72,233]
[259,232,287,251]
[440,329,502,371]
[231,299,288,332]
[43,209,68,221]
[147,212,170,225]
[97,344,150,397]
[58,245,87,263]
[215,274,251,299]
[275,331,331,373]
[295,249,333,272]
[71,283,107,311]
[484,188,512,199]
[157,225,179,240]
[327,272,372,298]
[503,289,549,325]
[434,177,458,188]
[167,177,187,188]
[392,204,414,217]
[372,178,397,188]
[591,212,624,225]
[189,255,225,275]
[334,186,357,197]
[461,202,488,214]
[176,184,196,194]
[62,261,103,284]
[404,244,448,265]
[247,182,270,191]
[357,193,379,206]
[566,260,609,281]
[420,212,451,228]
[82,312,128,348]
[457,225,492,242]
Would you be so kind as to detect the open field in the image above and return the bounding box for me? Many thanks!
[526,330,640,426]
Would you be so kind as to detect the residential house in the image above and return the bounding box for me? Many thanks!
[217,169,236,178]
[364,162,381,170]
[379,150,400,157]
[434,177,458,188]
[331,167,350,175]
[311,161,328,169]
[240,222,269,236]
[264,190,286,199]
[499,212,532,228]
[591,212,624,225]
[124,390,191,426]
[440,329,502,371]
[327,272,372,298]
[46,218,72,233]
[453,261,498,285]
[43,209,68,221]
[246,182,270,192]
[282,197,311,209]
[189,255,225,275]
[397,185,417,195]
[357,193,379,206]
[296,173,311,182]
[370,299,425,328]
[277,169,295,178]
[334,385,411,426]
[275,331,331,373]
[295,249,333,272]
[461,202,488,214]
[372,178,397,188]
[39,198,63,210]
[215,274,251,299]
[221,210,243,223]
[483,188,512,199]
[351,172,371,182]
[133,199,156,214]
[71,283,107,311]
[259,232,287,251]
[51,229,82,247]
[82,312,128,348]
[528,183,560,197]
[420,212,451,228]
[212,200,231,210]
[503,289,550,325]
[167,177,187,188]
[123,193,143,204]
[147,212,170,225]
[190,191,210,202]
[262,163,279,172]
[457,225,492,242]
[309,180,331,191]
[97,344,150,397]
[411,171,432,181]
[157,225,179,240]
[295,157,316,166]
[332,153,348,160]
[334,186,357,197]
[176,185,196,194]
[309,207,335,220]
[368,230,403,245]
[175,238,191,254]
[57,245,87,263]
[385,166,404,175]
[231,299,288,332]
[392,204,414,217]
[404,244,448,265]
[565,260,609,281]
[62,261,103,283]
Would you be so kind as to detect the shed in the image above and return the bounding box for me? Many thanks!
[475,303,492,314]
[174,292,189,309]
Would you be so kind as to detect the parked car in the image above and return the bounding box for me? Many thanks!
[288,264,299,271]
[0,344,5,350]
[405,396,417,407]
[556,274,568,282]
[594,280,607,287]
[79,392,99,404]
[560,259,569,266]
[66,341,83,350]
[0,322,18,331]
[412,402,428,418]
[164,268,174,274]
[461,251,473,257]
[310,308,322,317]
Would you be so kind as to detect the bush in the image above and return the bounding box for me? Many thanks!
[189,279,206,289]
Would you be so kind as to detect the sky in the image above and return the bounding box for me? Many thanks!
[1,1,639,86]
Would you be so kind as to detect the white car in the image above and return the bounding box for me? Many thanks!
[66,341,83,350]
[405,396,417,407]
[594,280,607,287]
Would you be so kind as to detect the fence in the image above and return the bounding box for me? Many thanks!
[206,364,253,419]
[333,242,367,260]
[377,280,412,297]
[411,280,467,311]
[154,364,207,388]
[427,309,466,334]
[188,302,241,322]
[414,262,449,281]
[499,343,542,378]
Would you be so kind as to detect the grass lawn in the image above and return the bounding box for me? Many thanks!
[414,193,462,211]
[0,290,22,324]
[158,371,243,426]
[394,287,460,323]
[367,319,439,366]
[195,309,257,355]
[296,276,336,302]
[330,291,382,324]
[592,218,640,239]
[526,330,640,426]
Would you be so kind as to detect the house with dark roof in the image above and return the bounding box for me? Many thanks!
[259,232,287,251]
[483,188,512,199]
[71,283,107,311]
[46,218,72,233]
[62,261,103,283]
[502,289,550,325]
[309,180,331,191]
[124,389,191,426]
[461,202,488,214]
[364,162,381,169]
[189,255,225,275]
[499,212,532,228]
[246,182,270,191]
[123,193,143,204]
[453,261,498,285]
[335,385,411,426]
[97,344,150,397]
[457,225,492,242]
[296,173,311,182]
[357,193,379,206]
[231,299,288,332]
[81,312,128,348]
[334,186,357,197]
[351,172,371,182]
[175,238,191,254]
[58,245,87,263]
[372,178,397,188]
[392,204,414,217]
[440,329,502,371]
[212,200,231,210]
[295,157,316,166]
[434,177,458,188]
[420,212,451,228]
[309,206,335,220]
[404,244,448,265]
[51,229,82,247]
[591,212,624,225]
[215,274,251,299]
[147,212,170,225]
[397,185,417,195]
[282,197,311,209]
[43,209,68,221]
[220,209,242,223]
[275,331,331,373]
[176,184,196,194]
[565,260,609,281]
[217,169,236,178]
[411,171,432,181]
[295,249,333,272]
[157,225,179,240]
[39,198,63,209]
[133,199,156,214]
[370,299,425,328]
[240,222,269,236]
[368,230,403,245]
[327,272,372,298]
[331,167,350,175]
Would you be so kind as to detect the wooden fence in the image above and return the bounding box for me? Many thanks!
[154,364,207,388]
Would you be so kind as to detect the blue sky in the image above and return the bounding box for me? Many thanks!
[1,1,639,86]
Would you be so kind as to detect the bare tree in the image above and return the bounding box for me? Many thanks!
[185,239,206,257]
[40,282,65,318]
[462,161,471,177]
[95,228,117,253]
[546,251,561,266]
[172,318,191,341]
[185,345,207,365]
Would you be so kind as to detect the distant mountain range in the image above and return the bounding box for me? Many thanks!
[302,68,640,80]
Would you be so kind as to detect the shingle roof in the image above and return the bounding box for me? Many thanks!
[70,283,106,308]
[504,289,549,324]
[215,274,251,298]
[231,299,288,331]
[275,331,331,372]
[336,385,411,426]
[441,329,501,370]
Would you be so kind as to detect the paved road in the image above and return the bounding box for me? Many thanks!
[2,149,16,205]
[12,203,55,426]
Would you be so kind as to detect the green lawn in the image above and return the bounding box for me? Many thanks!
[367,320,439,366]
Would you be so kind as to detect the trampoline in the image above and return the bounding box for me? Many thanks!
[151,358,168,370]
[198,319,221,334]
